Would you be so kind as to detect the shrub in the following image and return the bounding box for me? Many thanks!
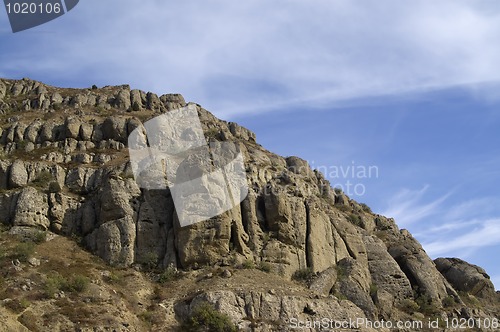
[335,204,350,212]
[335,265,347,279]
[16,140,28,150]
[13,242,35,262]
[158,266,178,284]
[32,170,54,188]
[257,262,272,273]
[359,203,372,213]
[44,274,65,298]
[242,259,255,269]
[138,310,156,324]
[182,302,237,332]
[292,268,315,283]
[369,284,378,297]
[443,295,456,308]
[140,252,158,271]
[334,187,343,195]
[400,299,420,313]
[415,295,440,315]
[44,273,89,298]
[4,298,30,313]
[32,231,47,244]
[104,272,121,284]
[67,275,90,293]
[347,213,363,227]
[205,128,219,140]
[333,290,347,301]
[48,181,62,193]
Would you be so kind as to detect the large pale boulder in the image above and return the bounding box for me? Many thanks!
[9,160,28,188]
[13,187,50,230]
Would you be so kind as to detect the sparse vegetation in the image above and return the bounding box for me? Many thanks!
[458,291,482,308]
[44,273,90,298]
[16,140,28,150]
[347,213,363,227]
[48,181,62,193]
[415,294,440,315]
[332,290,347,301]
[369,284,378,297]
[359,203,372,213]
[292,268,315,283]
[138,310,155,324]
[205,128,220,140]
[158,266,179,284]
[32,170,54,189]
[335,204,350,212]
[181,302,237,332]
[257,262,272,273]
[400,298,420,313]
[32,230,47,244]
[335,265,347,280]
[13,242,35,262]
[140,252,158,271]
[442,295,456,308]
[242,259,255,269]
[4,298,30,313]
[103,271,121,284]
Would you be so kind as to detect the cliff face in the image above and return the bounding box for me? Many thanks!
[0,78,498,331]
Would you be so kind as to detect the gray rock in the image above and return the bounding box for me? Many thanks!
[9,160,28,188]
[113,88,131,110]
[309,266,337,295]
[13,187,50,230]
[435,257,497,300]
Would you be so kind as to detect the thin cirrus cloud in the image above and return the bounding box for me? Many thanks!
[380,185,453,227]
[2,1,500,116]
[382,189,500,258]
[423,219,500,256]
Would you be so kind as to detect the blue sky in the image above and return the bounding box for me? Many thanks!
[1,1,500,289]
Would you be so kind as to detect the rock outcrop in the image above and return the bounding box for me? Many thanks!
[0,78,498,331]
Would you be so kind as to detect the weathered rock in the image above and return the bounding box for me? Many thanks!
[387,230,459,306]
[306,199,336,273]
[364,235,413,304]
[435,257,497,300]
[89,216,136,266]
[177,290,379,332]
[113,88,131,110]
[102,116,128,142]
[13,187,50,230]
[309,266,337,295]
[9,160,28,188]
[64,117,81,139]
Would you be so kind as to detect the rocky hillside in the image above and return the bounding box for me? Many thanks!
[0,78,498,331]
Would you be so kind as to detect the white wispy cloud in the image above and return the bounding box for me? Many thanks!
[381,185,452,226]
[2,1,500,116]
[423,219,500,256]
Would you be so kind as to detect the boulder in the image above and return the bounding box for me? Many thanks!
[9,160,28,188]
[435,257,497,300]
[13,187,50,230]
